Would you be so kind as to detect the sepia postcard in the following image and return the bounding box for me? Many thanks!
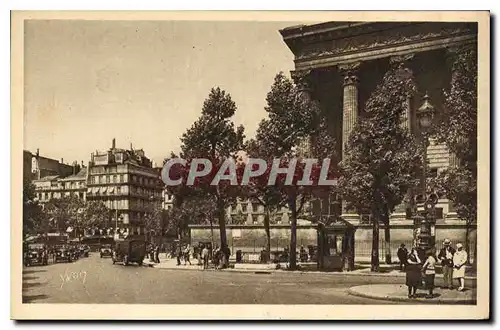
[11,10,490,320]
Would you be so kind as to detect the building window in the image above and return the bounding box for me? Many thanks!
[113,175,117,183]
[117,186,121,195]
[429,168,438,178]
[241,203,248,213]
[120,174,124,183]
[106,176,110,184]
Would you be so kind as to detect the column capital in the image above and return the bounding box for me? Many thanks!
[338,62,361,87]
[290,69,314,92]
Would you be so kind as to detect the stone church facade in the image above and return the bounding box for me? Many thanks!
[280,21,477,226]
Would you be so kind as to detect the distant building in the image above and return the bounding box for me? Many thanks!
[32,163,86,203]
[86,139,163,235]
[24,149,75,182]
[226,199,291,225]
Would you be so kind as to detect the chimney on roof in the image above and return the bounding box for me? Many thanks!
[112,138,116,149]
[36,148,39,157]
[130,142,133,150]
[61,158,64,164]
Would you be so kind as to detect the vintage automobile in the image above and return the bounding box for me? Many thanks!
[54,245,73,263]
[70,245,80,261]
[112,238,146,266]
[79,245,90,257]
[24,244,48,266]
[100,244,113,258]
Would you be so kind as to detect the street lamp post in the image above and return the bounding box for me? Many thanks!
[415,92,437,255]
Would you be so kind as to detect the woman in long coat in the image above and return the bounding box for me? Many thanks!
[406,247,422,298]
[452,243,468,291]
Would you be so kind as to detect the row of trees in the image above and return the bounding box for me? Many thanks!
[23,180,112,240]
[23,46,476,271]
[22,179,177,241]
[164,45,477,271]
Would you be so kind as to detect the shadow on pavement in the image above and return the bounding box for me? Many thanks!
[22,282,44,290]
[22,294,49,303]
[22,276,37,281]
[22,269,47,275]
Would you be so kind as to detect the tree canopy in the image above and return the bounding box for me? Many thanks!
[338,63,423,271]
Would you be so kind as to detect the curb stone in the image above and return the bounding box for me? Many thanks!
[347,285,476,304]
[149,263,477,280]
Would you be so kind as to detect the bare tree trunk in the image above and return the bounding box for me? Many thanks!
[384,216,391,264]
[289,198,297,270]
[465,222,471,264]
[371,213,380,272]
[217,198,228,267]
[264,209,271,263]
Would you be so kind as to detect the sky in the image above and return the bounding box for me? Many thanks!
[23,20,309,166]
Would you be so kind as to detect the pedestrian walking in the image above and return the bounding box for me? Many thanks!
[183,244,192,265]
[405,247,422,298]
[197,244,202,266]
[201,245,209,270]
[438,239,455,289]
[154,244,160,263]
[176,244,182,266]
[452,243,468,291]
[213,246,220,270]
[397,243,408,272]
[422,249,437,298]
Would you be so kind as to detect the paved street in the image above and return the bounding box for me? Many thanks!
[22,253,473,304]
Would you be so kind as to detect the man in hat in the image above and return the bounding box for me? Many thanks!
[397,243,409,272]
[438,239,456,289]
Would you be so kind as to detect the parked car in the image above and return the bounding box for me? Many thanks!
[112,239,146,266]
[24,243,48,266]
[100,244,113,258]
[70,246,80,261]
[54,245,73,263]
[79,245,90,257]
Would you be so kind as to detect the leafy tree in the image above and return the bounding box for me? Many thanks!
[433,45,477,263]
[338,63,423,272]
[161,195,219,258]
[22,179,45,237]
[44,195,85,239]
[248,72,338,270]
[83,201,111,232]
[245,139,289,259]
[174,87,245,267]
[144,203,163,243]
[231,209,248,225]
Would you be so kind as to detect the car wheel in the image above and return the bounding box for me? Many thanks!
[123,255,129,266]
[100,254,103,258]
[138,259,143,266]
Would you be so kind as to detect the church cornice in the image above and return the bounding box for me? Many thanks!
[281,22,477,70]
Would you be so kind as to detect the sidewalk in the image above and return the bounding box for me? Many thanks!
[348,284,477,304]
[147,258,477,280]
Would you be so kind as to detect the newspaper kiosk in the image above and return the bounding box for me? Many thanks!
[317,219,356,272]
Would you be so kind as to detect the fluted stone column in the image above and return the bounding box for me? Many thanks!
[339,63,360,221]
[339,63,360,160]
[291,69,315,156]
